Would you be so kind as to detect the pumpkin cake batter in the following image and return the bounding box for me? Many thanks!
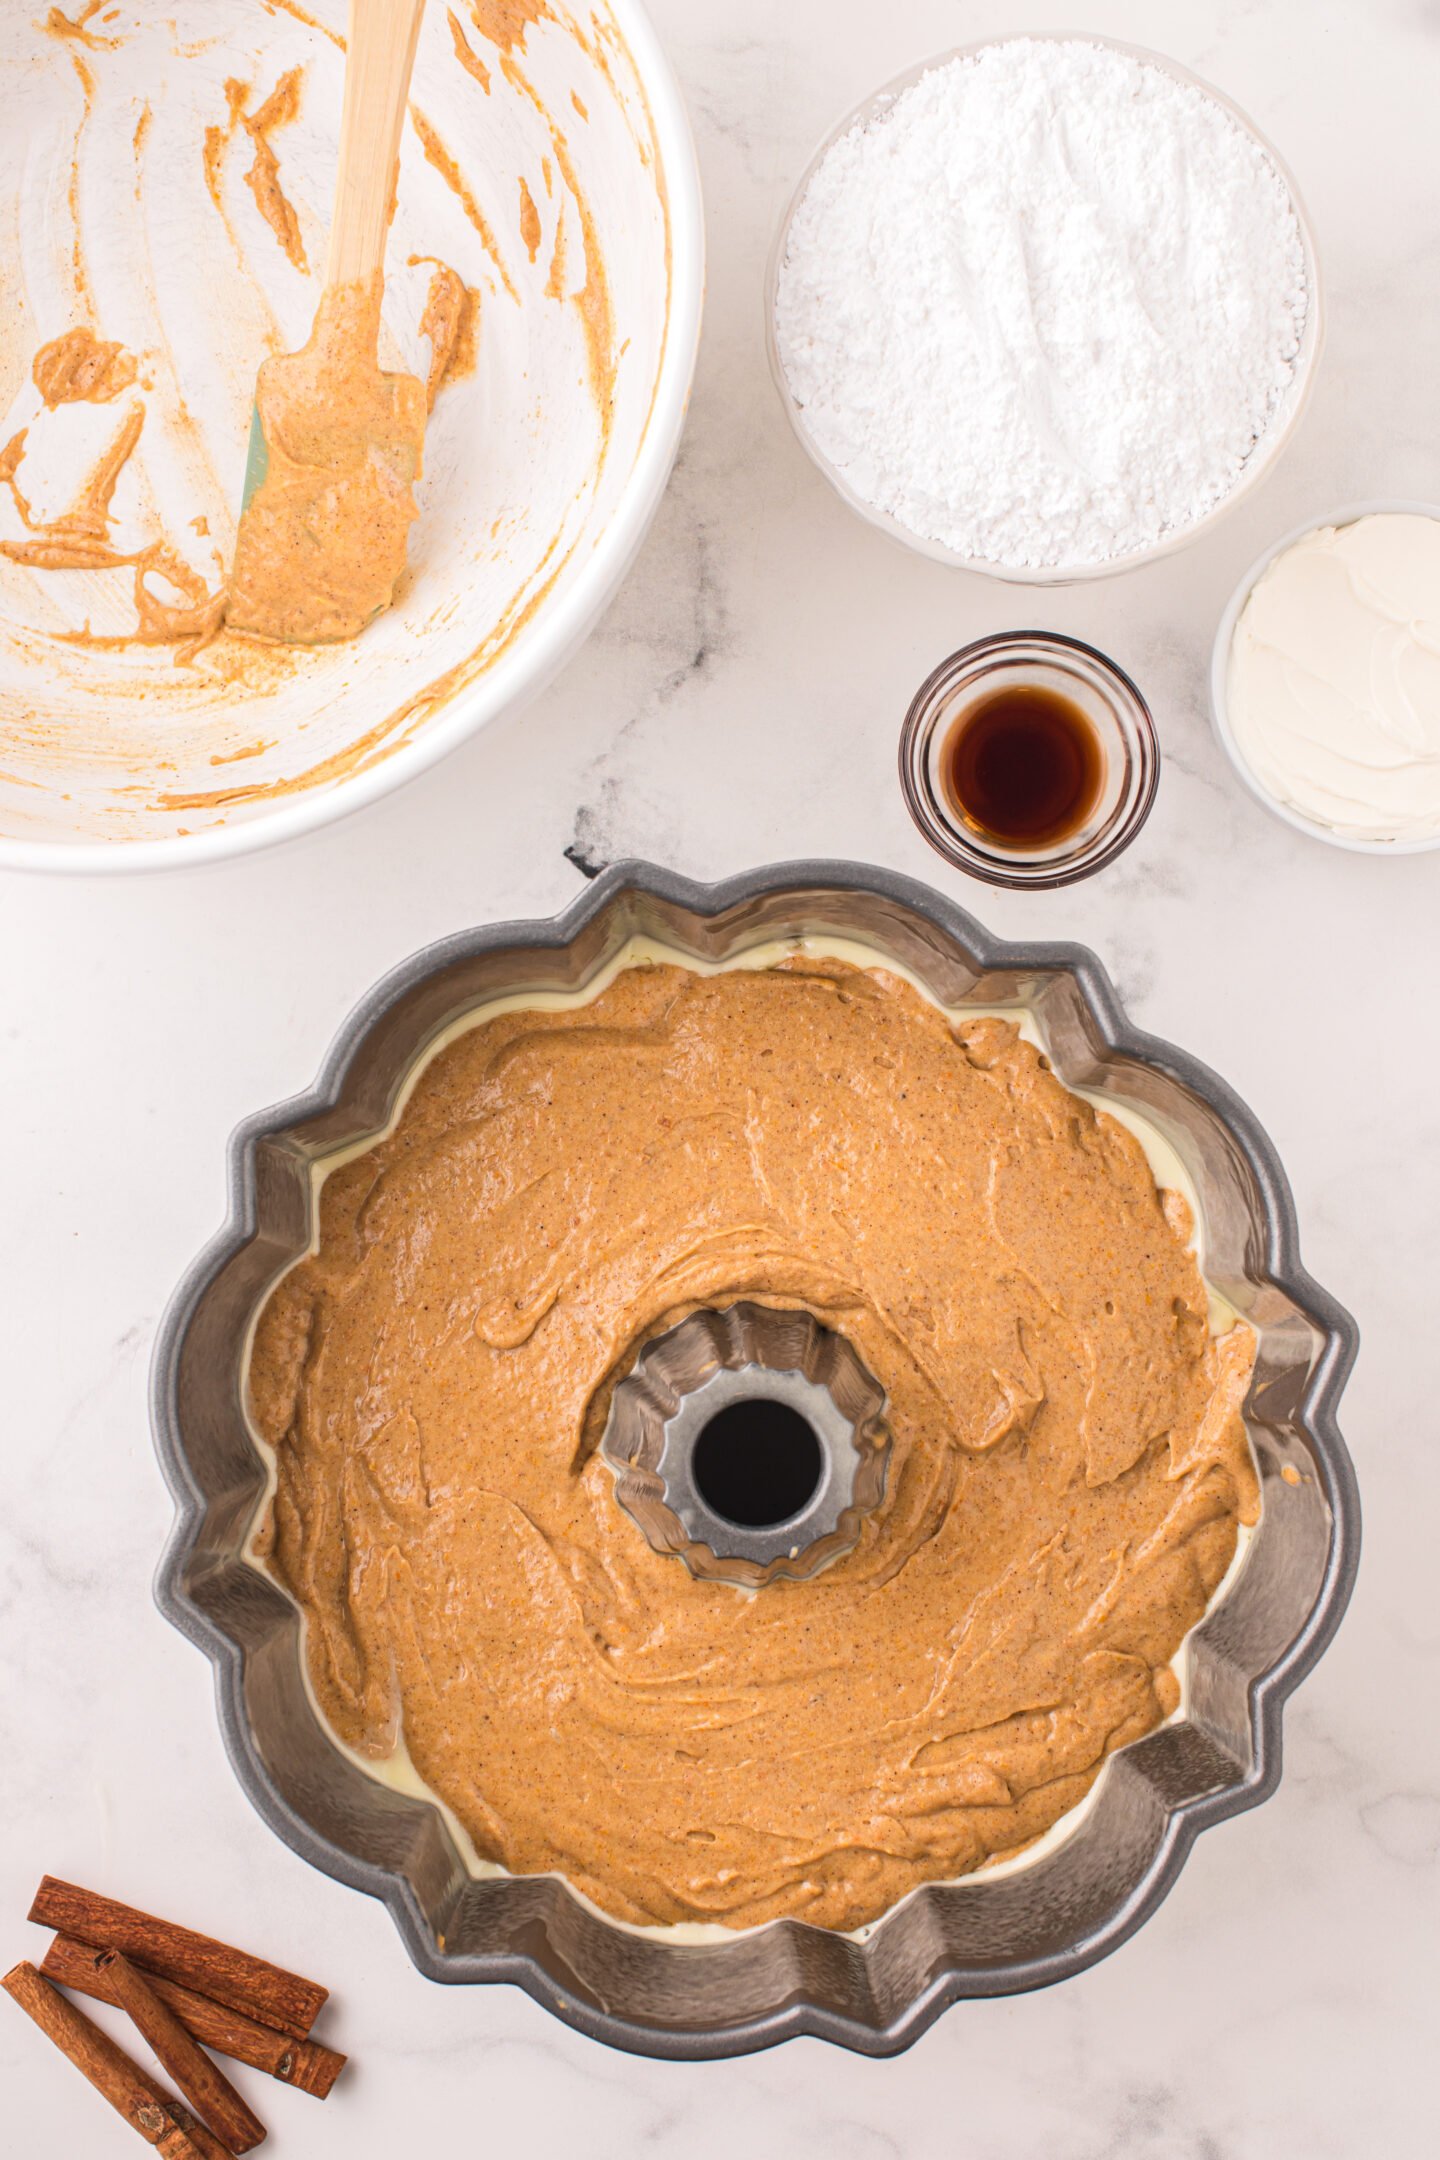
[249,957,1260,1933]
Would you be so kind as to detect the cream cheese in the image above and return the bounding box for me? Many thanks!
[1226,511,1440,842]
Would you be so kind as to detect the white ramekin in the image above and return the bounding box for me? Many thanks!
[1209,501,1440,855]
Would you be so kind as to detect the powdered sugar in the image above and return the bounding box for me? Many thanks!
[774,39,1310,571]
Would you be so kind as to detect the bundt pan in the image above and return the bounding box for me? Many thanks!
[152,861,1360,2058]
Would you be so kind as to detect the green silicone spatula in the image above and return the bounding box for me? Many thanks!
[228,0,429,643]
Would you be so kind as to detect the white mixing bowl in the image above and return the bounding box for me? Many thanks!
[0,0,702,871]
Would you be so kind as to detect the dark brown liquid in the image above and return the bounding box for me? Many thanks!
[943,686,1103,848]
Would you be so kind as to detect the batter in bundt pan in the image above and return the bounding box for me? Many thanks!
[249,956,1259,1931]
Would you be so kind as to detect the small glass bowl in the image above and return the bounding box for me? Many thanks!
[766,35,1324,585]
[898,633,1159,889]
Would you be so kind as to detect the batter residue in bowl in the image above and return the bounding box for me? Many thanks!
[1,0,671,845]
[249,957,1259,1933]
[1,344,227,655]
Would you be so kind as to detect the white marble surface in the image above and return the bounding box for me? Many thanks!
[3,0,1438,2150]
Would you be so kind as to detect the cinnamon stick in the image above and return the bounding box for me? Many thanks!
[41,1934,347,2099]
[96,1950,268,2153]
[28,1878,327,2039]
[3,1961,229,2160]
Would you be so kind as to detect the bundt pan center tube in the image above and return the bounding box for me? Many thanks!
[152,861,1359,2058]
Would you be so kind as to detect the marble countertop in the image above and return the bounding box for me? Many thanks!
[4,0,1436,2151]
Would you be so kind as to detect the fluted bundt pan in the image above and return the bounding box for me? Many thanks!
[152,862,1359,2058]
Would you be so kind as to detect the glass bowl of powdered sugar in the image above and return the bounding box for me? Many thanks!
[768,36,1323,583]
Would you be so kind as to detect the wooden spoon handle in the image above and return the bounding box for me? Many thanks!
[325,0,427,289]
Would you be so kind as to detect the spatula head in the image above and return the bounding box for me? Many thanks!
[228,283,426,645]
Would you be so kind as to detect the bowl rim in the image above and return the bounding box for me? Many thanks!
[151,857,1362,2059]
[1209,499,1440,854]
[0,0,706,877]
[764,31,1325,586]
